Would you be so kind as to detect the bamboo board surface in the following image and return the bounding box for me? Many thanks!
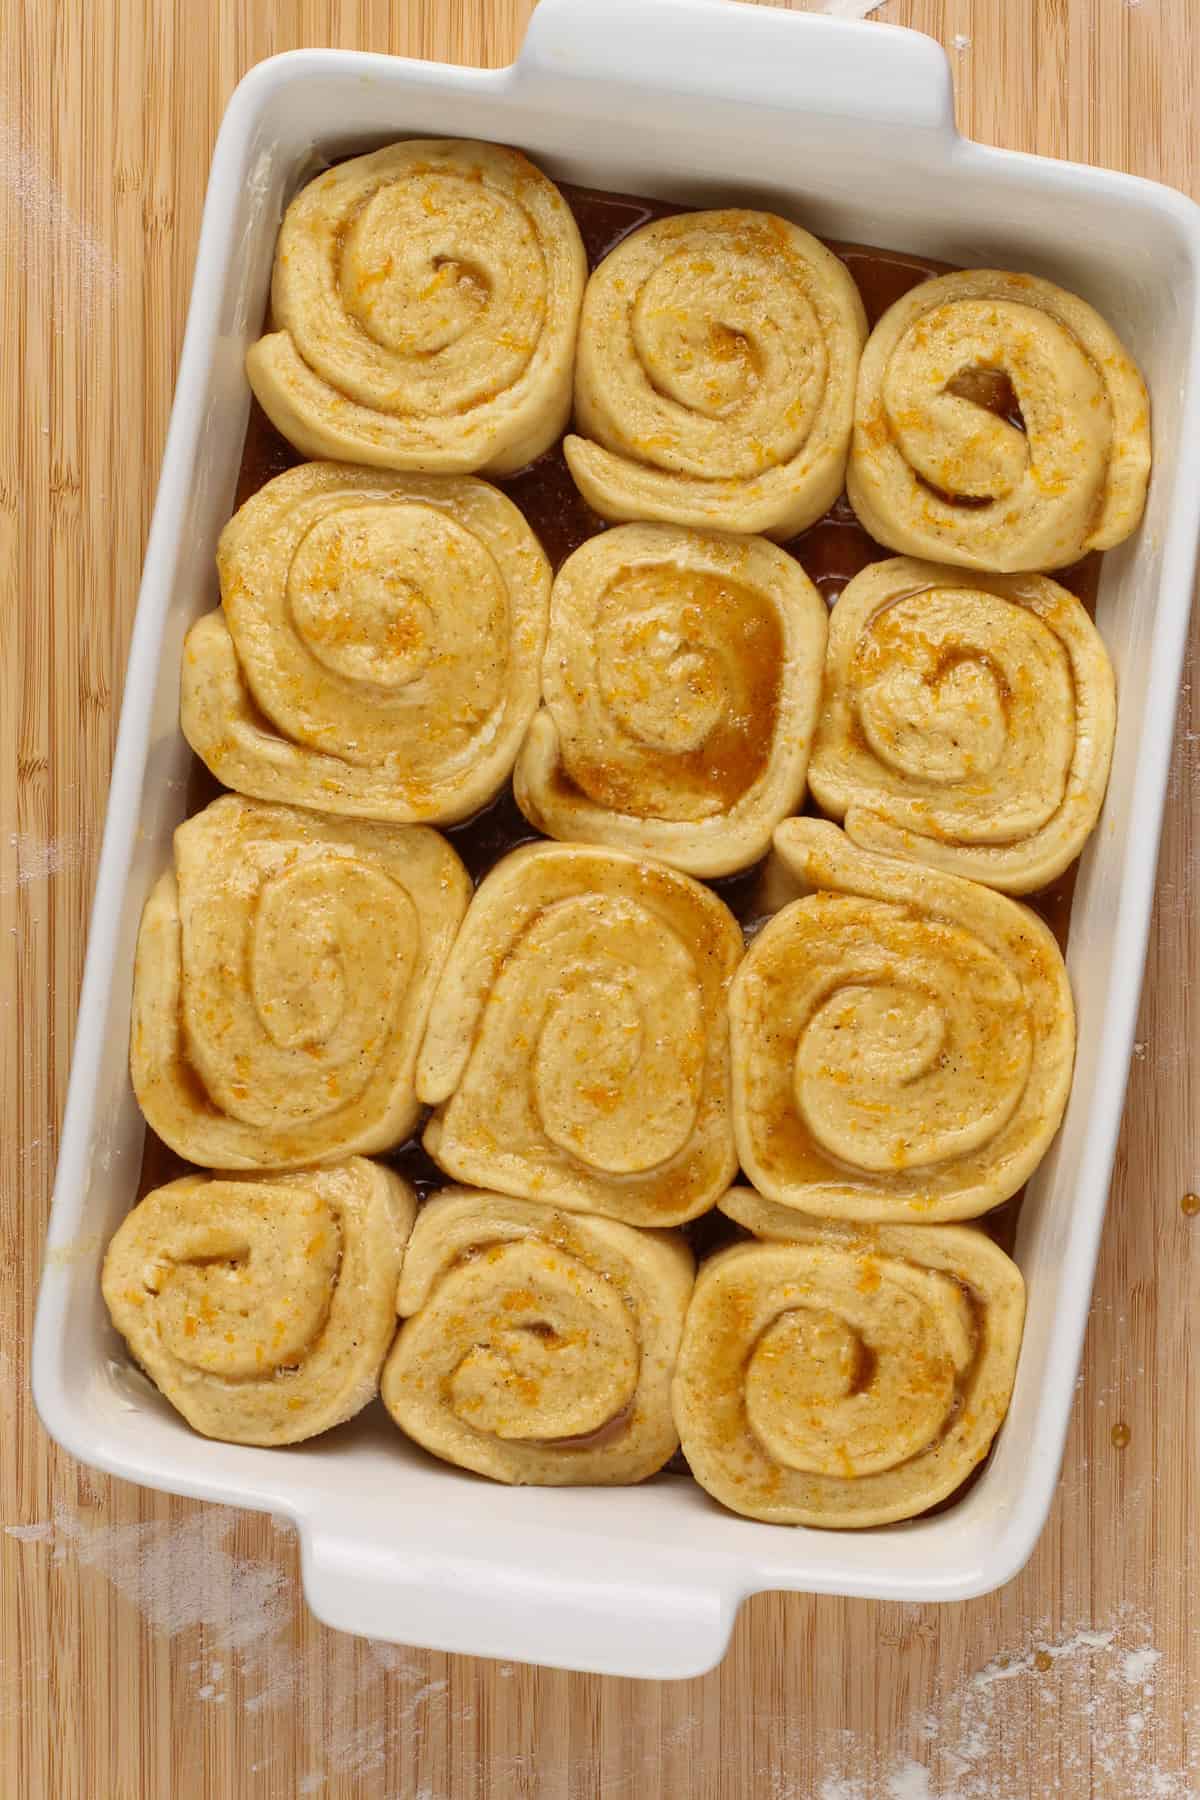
[1,2,1197,1796]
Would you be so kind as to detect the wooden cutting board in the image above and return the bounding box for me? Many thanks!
[1,2,1196,1795]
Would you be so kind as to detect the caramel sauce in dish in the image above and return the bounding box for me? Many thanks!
[554,565,786,819]
[138,179,1106,1517]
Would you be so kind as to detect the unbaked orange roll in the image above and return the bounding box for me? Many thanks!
[564,209,867,538]
[382,1189,693,1484]
[847,269,1150,571]
[513,522,827,876]
[417,842,743,1225]
[181,463,550,825]
[808,557,1116,892]
[730,820,1074,1222]
[672,1186,1025,1527]
[102,1160,414,1446]
[131,796,470,1169]
[246,140,586,475]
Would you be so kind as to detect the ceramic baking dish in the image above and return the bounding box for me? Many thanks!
[33,0,1200,1679]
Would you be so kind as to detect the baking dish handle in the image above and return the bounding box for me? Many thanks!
[516,0,956,136]
[300,1526,740,1679]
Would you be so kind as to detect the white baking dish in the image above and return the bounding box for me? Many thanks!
[33,0,1200,1679]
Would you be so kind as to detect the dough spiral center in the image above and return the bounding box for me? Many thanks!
[444,1242,639,1441]
[333,171,544,407]
[786,901,1033,1173]
[592,567,748,759]
[284,502,504,707]
[288,508,433,688]
[529,898,705,1175]
[614,237,827,479]
[513,523,826,876]
[807,562,1114,894]
[144,1189,342,1379]
[883,300,1107,506]
[847,270,1150,572]
[204,854,418,1130]
[743,1263,972,1478]
[849,587,1073,801]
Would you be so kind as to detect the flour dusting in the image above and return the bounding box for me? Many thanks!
[52,1506,291,1650]
[4,830,90,893]
[803,1622,1185,1800]
[1119,1647,1163,1687]
[5,1522,53,1543]
[0,116,119,317]
[886,1763,933,1799]
[973,1626,1115,1688]
[8,1507,1189,1793]
[820,1779,867,1800]
[7,1506,461,1785]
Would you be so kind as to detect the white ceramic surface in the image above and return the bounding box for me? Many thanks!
[33,0,1200,1679]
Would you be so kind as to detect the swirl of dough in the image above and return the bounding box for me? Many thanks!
[131,796,470,1168]
[181,463,551,824]
[246,140,586,475]
[808,557,1116,893]
[513,523,827,876]
[672,1186,1025,1526]
[102,1160,414,1446]
[418,842,743,1225]
[730,820,1074,1222]
[563,209,867,539]
[847,269,1150,571]
[381,1189,693,1484]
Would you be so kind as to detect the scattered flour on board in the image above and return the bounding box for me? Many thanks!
[4,831,90,894]
[1120,1647,1163,1687]
[50,1506,291,1650]
[801,1622,1190,1800]
[3,1507,461,1787]
[4,1508,290,1684]
[5,1507,1192,1795]
[886,1764,933,1800]
[4,1522,52,1543]
[0,116,119,318]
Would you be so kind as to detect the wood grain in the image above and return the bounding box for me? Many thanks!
[2,2,1197,1796]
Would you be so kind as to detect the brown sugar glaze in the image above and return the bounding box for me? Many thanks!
[141,180,1100,1508]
